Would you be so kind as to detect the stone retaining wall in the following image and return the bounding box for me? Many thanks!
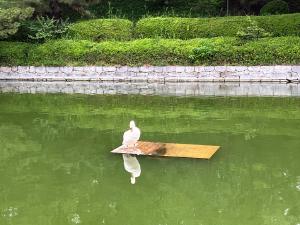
[1,81,299,97]
[0,65,300,82]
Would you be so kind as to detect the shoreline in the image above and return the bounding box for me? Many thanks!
[0,65,299,83]
[1,80,299,97]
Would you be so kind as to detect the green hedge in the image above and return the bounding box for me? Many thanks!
[68,19,133,41]
[135,13,300,39]
[260,0,289,15]
[1,37,299,66]
[0,42,33,65]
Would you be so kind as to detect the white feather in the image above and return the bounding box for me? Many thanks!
[122,121,141,147]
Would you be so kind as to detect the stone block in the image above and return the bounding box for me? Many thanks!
[147,77,165,83]
[17,66,29,73]
[247,66,261,72]
[86,66,96,72]
[199,71,220,78]
[214,66,227,72]
[177,77,199,82]
[213,78,225,82]
[35,67,46,73]
[100,76,114,81]
[185,66,195,73]
[29,66,36,73]
[72,67,84,72]
[46,67,60,73]
[71,70,86,76]
[224,78,240,82]
[130,77,148,82]
[0,67,12,73]
[204,66,215,72]
[291,66,300,73]
[60,66,74,74]
[234,66,248,72]
[0,72,7,79]
[128,67,140,72]
[194,66,205,72]
[153,66,164,72]
[165,66,176,72]
[139,66,152,72]
[273,65,292,73]
[11,67,18,72]
[226,66,238,72]
[289,72,300,80]
[94,66,103,72]
[103,66,116,72]
[175,66,185,73]
[260,66,274,74]
[223,74,240,80]
[164,76,178,82]
[116,66,128,72]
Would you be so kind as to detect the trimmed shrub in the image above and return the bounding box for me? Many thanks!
[1,37,299,66]
[0,41,33,65]
[236,16,271,41]
[189,37,300,65]
[260,0,289,15]
[68,19,133,41]
[254,13,299,36]
[135,14,300,39]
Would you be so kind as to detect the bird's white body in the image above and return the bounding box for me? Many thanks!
[122,120,141,184]
[122,121,141,147]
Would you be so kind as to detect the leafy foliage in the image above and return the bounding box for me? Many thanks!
[260,0,289,15]
[87,0,224,20]
[1,0,101,18]
[236,16,271,41]
[1,37,299,66]
[0,7,33,39]
[0,41,32,65]
[135,14,300,39]
[26,16,69,42]
[68,19,133,41]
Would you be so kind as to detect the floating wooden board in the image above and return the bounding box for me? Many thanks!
[111,141,220,159]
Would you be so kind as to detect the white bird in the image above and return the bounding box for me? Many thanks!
[122,120,141,184]
[122,120,141,147]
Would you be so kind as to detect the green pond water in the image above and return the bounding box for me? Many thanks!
[0,94,299,225]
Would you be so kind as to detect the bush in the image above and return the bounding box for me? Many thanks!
[254,13,299,36]
[236,16,271,41]
[68,18,133,41]
[135,14,300,39]
[0,42,33,65]
[189,37,300,65]
[26,17,70,42]
[260,0,289,15]
[1,37,299,66]
[0,7,34,39]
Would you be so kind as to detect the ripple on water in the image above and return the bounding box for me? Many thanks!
[2,207,18,218]
[69,213,81,224]
[92,179,99,184]
[296,177,300,191]
[284,208,289,216]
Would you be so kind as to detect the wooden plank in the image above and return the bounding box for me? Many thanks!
[111,141,220,159]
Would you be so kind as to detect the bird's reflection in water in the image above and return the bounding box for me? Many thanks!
[122,154,141,184]
[122,120,142,184]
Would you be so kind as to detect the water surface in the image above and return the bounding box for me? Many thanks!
[0,94,299,225]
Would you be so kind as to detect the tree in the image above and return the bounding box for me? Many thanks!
[0,7,34,39]
[12,0,101,18]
